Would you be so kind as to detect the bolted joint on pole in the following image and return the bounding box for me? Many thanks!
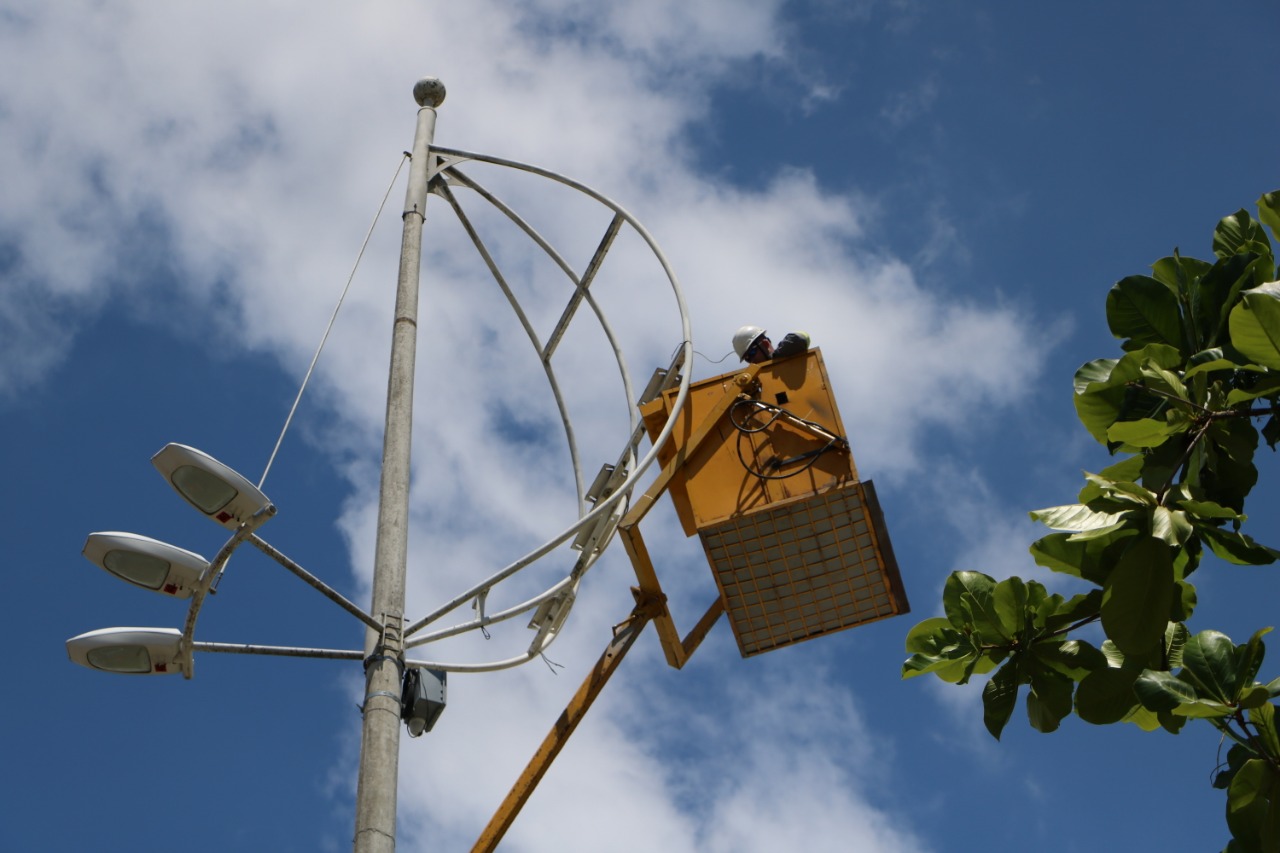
[360,615,407,720]
[362,615,406,686]
[364,615,406,664]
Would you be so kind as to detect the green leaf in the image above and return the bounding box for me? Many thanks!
[1152,506,1193,547]
[1120,702,1163,732]
[1026,667,1074,733]
[1179,499,1247,522]
[1101,538,1175,659]
[1106,417,1179,448]
[902,617,979,682]
[1041,589,1104,633]
[1238,627,1273,695]
[1081,472,1157,507]
[942,571,1009,642]
[1185,356,1242,380]
[1200,526,1280,566]
[1156,708,1187,734]
[1029,525,1141,584]
[1072,347,1182,444]
[1215,209,1270,259]
[1140,438,1189,495]
[902,653,970,683]
[1029,532,1092,581]
[1068,520,1132,543]
[1228,378,1280,406]
[1100,639,1127,668]
[1073,357,1119,394]
[1250,703,1280,758]
[1182,630,1240,705]
[1259,191,1280,243]
[1107,275,1186,352]
[1214,413,1262,463]
[1199,254,1269,349]
[1166,622,1191,670]
[1172,578,1198,622]
[1033,639,1107,681]
[1217,744,1253,790]
[1077,458,1146,507]
[1241,686,1273,710]
[993,576,1028,639]
[1075,666,1140,725]
[1024,581,1052,628]
[1134,669,1197,713]
[982,660,1021,740]
[1212,422,1260,510]
[1030,503,1126,532]
[1153,252,1213,287]
[1173,700,1236,719]
[1230,281,1280,370]
[904,617,960,654]
[1141,361,1191,401]
[1263,416,1280,450]
[1227,759,1280,853]
[1203,417,1261,512]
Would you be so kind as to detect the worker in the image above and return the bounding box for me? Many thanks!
[732,325,811,364]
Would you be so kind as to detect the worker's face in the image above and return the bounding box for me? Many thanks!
[745,336,773,363]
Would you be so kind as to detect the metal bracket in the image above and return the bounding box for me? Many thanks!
[471,593,665,853]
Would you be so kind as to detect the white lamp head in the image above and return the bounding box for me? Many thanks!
[152,443,272,530]
[83,532,209,598]
[66,627,186,675]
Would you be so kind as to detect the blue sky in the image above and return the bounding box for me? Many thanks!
[3,2,1278,851]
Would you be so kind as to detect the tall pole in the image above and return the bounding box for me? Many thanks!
[354,76,445,853]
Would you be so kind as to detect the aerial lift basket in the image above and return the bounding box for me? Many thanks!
[472,349,912,852]
[637,348,909,657]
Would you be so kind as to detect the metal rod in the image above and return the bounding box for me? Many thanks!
[433,180,587,508]
[470,596,662,853]
[619,523,685,667]
[179,518,265,679]
[443,165,643,439]
[246,533,382,632]
[543,212,624,360]
[192,642,366,660]
[679,596,725,662]
[353,76,443,853]
[404,576,574,649]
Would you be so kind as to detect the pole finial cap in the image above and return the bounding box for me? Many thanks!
[413,77,446,108]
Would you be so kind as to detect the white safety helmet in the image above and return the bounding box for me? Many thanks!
[732,325,766,361]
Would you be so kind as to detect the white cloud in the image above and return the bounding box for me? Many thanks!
[0,2,1055,850]
[687,669,931,853]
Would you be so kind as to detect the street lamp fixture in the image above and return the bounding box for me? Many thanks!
[82,532,209,598]
[151,443,273,530]
[66,627,186,675]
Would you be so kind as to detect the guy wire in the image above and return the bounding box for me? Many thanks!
[258,152,411,489]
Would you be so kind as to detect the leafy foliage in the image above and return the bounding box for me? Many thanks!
[902,192,1280,852]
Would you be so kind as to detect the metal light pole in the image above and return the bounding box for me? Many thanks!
[353,76,445,853]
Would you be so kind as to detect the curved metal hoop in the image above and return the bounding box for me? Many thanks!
[392,145,694,670]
